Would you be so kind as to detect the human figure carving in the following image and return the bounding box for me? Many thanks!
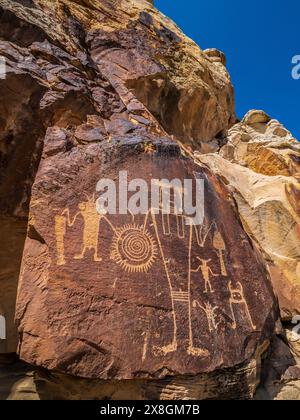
[148,210,208,358]
[193,300,221,332]
[59,194,104,263]
[191,258,218,293]
[228,281,256,330]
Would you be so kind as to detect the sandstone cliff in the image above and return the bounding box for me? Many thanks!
[197,110,300,321]
[0,0,299,400]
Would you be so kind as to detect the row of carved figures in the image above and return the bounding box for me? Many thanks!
[53,200,256,357]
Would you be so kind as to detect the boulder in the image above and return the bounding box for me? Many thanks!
[14,136,278,399]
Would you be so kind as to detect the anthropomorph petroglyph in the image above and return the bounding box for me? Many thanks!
[54,190,226,359]
[228,281,256,331]
[149,209,209,358]
[140,183,209,357]
[152,180,187,239]
[191,258,218,293]
[193,301,221,332]
[55,194,111,265]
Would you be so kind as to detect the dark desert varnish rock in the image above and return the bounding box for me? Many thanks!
[0,0,235,358]
[0,0,283,400]
[16,137,278,380]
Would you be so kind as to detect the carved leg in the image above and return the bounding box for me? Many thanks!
[55,215,66,265]
[153,339,178,356]
[245,305,256,331]
[74,247,87,260]
[204,281,208,293]
[153,303,178,356]
[220,251,227,276]
[57,253,66,266]
[188,302,209,357]
[187,346,209,357]
[204,280,214,294]
[93,247,102,262]
[230,303,237,330]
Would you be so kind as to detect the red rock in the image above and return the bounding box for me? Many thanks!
[74,124,104,143]
[16,139,278,380]
[0,0,283,400]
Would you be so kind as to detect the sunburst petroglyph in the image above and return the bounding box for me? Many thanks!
[110,224,158,273]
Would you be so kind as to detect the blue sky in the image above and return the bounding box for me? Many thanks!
[155,0,300,139]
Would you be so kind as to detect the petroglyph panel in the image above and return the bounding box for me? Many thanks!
[16,140,278,379]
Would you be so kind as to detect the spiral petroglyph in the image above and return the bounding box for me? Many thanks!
[110,224,158,273]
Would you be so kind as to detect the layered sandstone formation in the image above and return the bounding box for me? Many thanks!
[0,0,298,400]
[197,110,300,320]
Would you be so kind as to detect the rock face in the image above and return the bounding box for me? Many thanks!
[221,110,300,178]
[255,326,300,400]
[198,111,300,320]
[16,138,278,386]
[0,0,235,357]
[0,0,296,401]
